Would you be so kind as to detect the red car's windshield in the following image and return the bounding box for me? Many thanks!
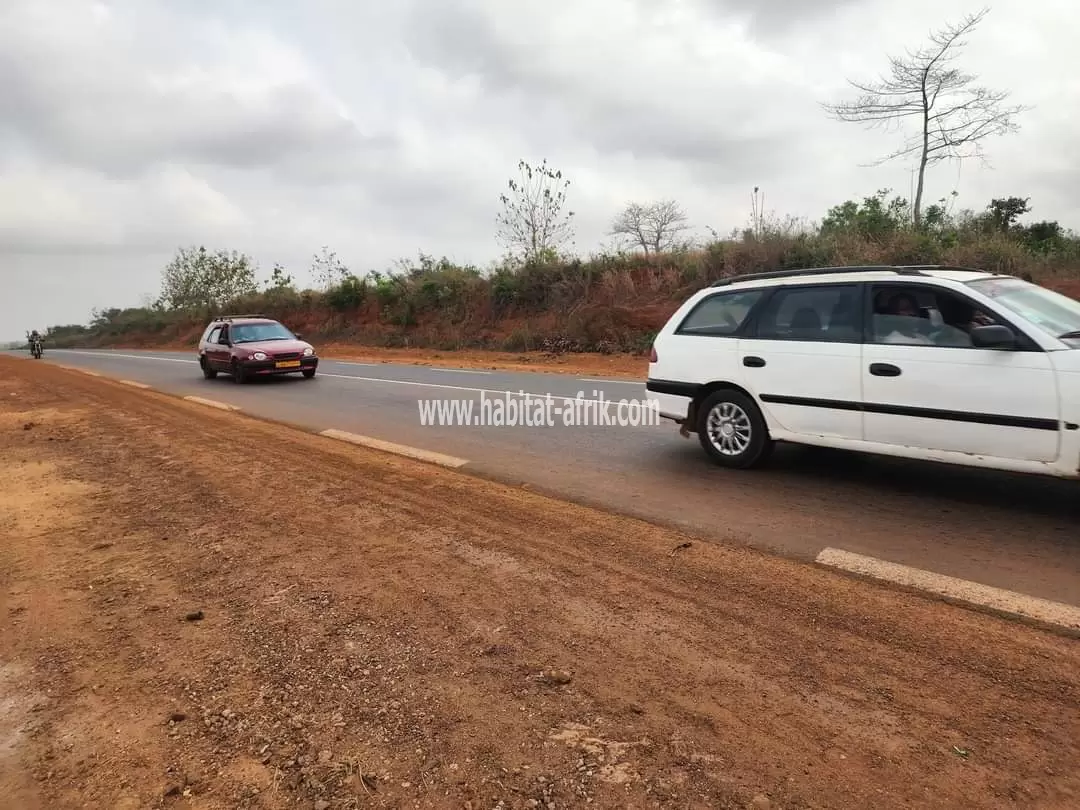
[230,322,295,343]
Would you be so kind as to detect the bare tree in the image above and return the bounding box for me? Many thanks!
[496,159,575,263]
[610,200,690,255]
[310,246,348,291]
[822,8,1028,226]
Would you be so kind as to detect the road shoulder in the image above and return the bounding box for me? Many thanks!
[1,357,1078,809]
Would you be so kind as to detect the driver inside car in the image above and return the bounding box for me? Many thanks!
[933,297,998,346]
[878,292,934,344]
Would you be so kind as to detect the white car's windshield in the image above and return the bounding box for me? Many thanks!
[966,277,1080,345]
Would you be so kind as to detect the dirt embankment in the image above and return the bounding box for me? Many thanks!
[1,357,1078,809]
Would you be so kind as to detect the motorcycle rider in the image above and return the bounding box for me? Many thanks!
[28,329,43,356]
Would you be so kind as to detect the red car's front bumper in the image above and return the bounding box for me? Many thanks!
[240,357,318,375]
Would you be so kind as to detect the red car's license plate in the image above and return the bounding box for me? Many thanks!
[275,360,301,369]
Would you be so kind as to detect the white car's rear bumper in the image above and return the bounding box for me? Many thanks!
[646,389,692,422]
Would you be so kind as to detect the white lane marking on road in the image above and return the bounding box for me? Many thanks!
[430,367,492,375]
[53,350,643,408]
[318,429,469,468]
[316,372,639,407]
[78,368,102,377]
[183,396,239,412]
[579,378,643,385]
[119,380,151,389]
[816,547,1080,631]
[52,349,196,364]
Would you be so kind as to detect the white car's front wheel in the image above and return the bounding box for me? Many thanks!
[696,389,773,469]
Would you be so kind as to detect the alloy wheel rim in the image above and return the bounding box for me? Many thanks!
[706,402,752,456]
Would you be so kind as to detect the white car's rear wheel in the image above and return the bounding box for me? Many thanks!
[696,390,772,469]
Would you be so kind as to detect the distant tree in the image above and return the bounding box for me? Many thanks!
[311,247,348,291]
[921,191,960,231]
[749,186,766,239]
[986,196,1031,232]
[609,200,690,254]
[158,246,258,311]
[1020,220,1065,254]
[496,159,575,263]
[820,189,910,239]
[822,8,1028,227]
[266,263,296,291]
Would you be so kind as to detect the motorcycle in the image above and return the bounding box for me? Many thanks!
[29,336,43,359]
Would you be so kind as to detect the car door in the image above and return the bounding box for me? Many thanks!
[203,326,222,366]
[862,282,1060,463]
[737,282,865,441]
[662,287,769,388]
[208,325,230,369]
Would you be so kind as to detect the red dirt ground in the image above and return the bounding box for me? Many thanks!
[1,357,1078,809]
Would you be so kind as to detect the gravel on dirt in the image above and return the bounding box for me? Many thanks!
[0,356,1077,809]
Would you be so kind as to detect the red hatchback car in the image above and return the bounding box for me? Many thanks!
[197,315,318,383]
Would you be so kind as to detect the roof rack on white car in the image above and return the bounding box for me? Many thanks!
[708,264,987,288]
[216,314,269,321]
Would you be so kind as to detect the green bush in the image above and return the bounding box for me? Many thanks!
[46,193,1080,355]
[326,275,366,311]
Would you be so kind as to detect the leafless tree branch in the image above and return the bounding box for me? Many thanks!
[609,200,690,254]
[820,7,1029,226]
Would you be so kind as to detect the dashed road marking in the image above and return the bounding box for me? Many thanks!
[182,395,239,412]
[816,547,1080,632]
[318,429,469,469]
[580,378,642,385]
[430,367,492,375]
[51,349,196,364]
[119,380,151,389]
[78,368,102,377]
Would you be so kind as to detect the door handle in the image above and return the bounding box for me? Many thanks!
[869,362,901,377]
[743,356,766,368]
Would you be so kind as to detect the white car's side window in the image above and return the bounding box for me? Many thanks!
[871,286,999,348]
[676,289,764,336]
[754,284,860,343]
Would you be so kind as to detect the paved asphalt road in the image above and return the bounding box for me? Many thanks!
[15,348,1080,608]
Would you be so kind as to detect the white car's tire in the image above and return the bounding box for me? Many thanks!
[695,389,773,469]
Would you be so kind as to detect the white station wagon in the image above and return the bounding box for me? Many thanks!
[646,265,1080,478]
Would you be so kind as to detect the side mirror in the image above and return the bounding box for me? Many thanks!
[294,333,302,340]
[971,324,1016,349]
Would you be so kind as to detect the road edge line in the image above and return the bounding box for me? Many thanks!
[318,428,469,469]
[815,547,1080,634]
[182,395,240,412]
[78,368,102,377]
[119,380,152,389]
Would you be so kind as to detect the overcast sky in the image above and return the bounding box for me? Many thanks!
[1,0,1077,339]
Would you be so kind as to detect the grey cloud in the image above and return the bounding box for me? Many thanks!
[402,1,803,181]
[692,0,865,33]
[0,0,399,179]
